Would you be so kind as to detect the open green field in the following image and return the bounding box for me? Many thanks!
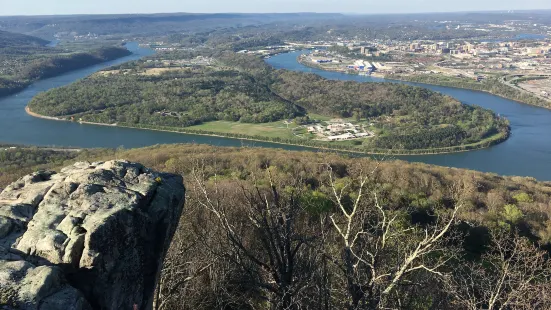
[187,120,300,139]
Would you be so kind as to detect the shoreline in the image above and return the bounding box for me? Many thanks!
[25,106,509,156]
[386,75,551,111]
[296,56,551,110]
[1,50,133,100]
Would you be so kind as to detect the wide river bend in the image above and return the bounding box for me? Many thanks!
[0,44,550,180]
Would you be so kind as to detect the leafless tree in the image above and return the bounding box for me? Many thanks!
[189,158,325,310]
[154,193,222,310]
[445,229,551,310]
[324,163,462,309]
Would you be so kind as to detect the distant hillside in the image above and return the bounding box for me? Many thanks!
[0,30,48,48]
[14,46,132,81]
[0,13,344,38]
[0,45,131,98]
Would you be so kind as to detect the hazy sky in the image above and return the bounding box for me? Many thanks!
[2,0,551,16]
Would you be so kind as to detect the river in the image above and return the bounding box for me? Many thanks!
[0,44,322,153]
[0,44,550,180]
[267,51,551,181]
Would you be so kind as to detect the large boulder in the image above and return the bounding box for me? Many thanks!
[0,160,185,310]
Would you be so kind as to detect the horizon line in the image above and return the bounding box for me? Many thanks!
[1,8,551,18]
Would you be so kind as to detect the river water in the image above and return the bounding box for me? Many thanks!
[0,44,320,152]
[0,44,550,180]
[267,52,551,180]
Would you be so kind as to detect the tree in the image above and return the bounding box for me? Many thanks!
[189,158,325,309]
[445,229,551,310]
[324,162,462,309]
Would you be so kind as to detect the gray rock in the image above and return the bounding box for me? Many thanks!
[0,160,185,310]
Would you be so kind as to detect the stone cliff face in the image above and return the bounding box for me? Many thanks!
[0,160,185,310]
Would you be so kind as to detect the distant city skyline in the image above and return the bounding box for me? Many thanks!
[2,0,551,16]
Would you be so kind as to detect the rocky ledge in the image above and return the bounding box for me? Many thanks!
[0,161,185,310]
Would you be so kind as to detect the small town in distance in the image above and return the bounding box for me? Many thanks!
[185,23,550,102]
[151,36,551,101]
[298,38,551,99]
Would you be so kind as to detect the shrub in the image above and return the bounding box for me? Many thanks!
[513,192,533,203]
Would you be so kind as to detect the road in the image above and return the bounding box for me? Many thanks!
[501,74,551,102]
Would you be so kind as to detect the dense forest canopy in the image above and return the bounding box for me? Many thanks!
[13,46,131,81]
[0,147,80,173]
[28,65,302,126]
[271,70,509,149]
[29,51,509,151]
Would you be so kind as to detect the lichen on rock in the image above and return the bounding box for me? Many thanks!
[0,160,185,310]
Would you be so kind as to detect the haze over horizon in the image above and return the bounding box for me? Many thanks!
[2,0,551,16]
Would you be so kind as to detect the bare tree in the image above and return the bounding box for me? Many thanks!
[190,159,325,310]
[154,194,221,310]
[324,163,462,309]
[446,229,551,310]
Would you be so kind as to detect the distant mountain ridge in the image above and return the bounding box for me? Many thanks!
[0,13,344,38]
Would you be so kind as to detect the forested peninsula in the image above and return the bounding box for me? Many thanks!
[28,52,510,154]
[0,30,132,98]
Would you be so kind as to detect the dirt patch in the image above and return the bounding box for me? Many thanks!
[140,68,183,75]
[95,67,184,77]
[518,77,551,98]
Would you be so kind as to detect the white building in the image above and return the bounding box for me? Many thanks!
[327,133,355,141]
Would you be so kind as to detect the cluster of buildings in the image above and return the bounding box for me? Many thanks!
[301,36,551,77]
[310,57,334,64]
[53,31,99,40]
[301,51,415,75]
[307,120,374,141]
[155,110,182,118]
[404,40,551,58]
[300,36,550,60]
[236,45,297,58]
[347,60,375,72]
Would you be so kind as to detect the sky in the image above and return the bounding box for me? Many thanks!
[1,0,551,16]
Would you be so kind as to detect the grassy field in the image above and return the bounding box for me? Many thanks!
[187,120,300,139]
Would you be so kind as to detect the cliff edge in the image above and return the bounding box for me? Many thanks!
[0,160,185,310]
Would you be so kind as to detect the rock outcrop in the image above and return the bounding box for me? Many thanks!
[0,160,185,310]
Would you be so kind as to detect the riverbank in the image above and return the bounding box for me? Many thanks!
[0,47,132,100]
[25,106,510,156]
[297,54,551,110]
[387,74,551,110]
[0,45,546,179]
[26,106,119,126]
[25,106,62,120]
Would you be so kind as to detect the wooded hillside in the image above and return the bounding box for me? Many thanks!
[2,144,550,309]
[0,30,48,48]
[0,45,131,98]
